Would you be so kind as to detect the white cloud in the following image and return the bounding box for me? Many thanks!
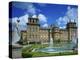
[12,17,18,23]
[57,16,67,29]
[19,14,28,25]
[32,15,37,18]
[27,4,36,15]
[66,6,78,26]
[57,17,63,25]
[42,23,48,28]
[38,14,47,23]
[10,14,29,31]
[13,2,37,15]
[10,13,48,31]
[12,14,29,25]
[57,6,78,29]
[66,6,78,21]
[59,26,66,29]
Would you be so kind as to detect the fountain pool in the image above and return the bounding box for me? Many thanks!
[34,29,77,53]
[35,42,75,53]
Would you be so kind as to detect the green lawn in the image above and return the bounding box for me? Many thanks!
[21,44,78,58]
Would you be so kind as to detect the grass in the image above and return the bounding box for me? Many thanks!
[22,51,78,58]
[32,51,78,57]
[22,44,78,58]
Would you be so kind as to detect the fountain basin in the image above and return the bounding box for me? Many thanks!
[35,47,74,53]
[35,42,76,53]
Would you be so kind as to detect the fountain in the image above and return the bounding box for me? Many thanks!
[49,38,53,48]
[49,29,53,48]
[35,29,77,53]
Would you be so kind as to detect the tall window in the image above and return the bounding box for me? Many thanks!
[33,20,34,23]
[32,27,35,32]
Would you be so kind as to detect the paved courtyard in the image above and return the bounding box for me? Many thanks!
[12,48,22,58]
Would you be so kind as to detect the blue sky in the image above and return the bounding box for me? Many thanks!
[9,1,78,31]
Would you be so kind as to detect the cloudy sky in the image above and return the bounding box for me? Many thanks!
[9,1,78,31]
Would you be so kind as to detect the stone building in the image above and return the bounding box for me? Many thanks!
[66,21,77,42]
[59,29,68,42]
[26,17,40,44]
[52,26,60,42]
[39,28,49,44]
[20,31,27,44]
[51,21,77,42]
[20,17,77,44]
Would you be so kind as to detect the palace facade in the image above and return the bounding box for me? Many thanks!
[20,17,77,44]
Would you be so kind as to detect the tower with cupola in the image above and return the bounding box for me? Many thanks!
[26,16,40,44]
[67,19,77,42]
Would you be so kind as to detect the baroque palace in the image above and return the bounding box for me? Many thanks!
[20,17,77,44]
